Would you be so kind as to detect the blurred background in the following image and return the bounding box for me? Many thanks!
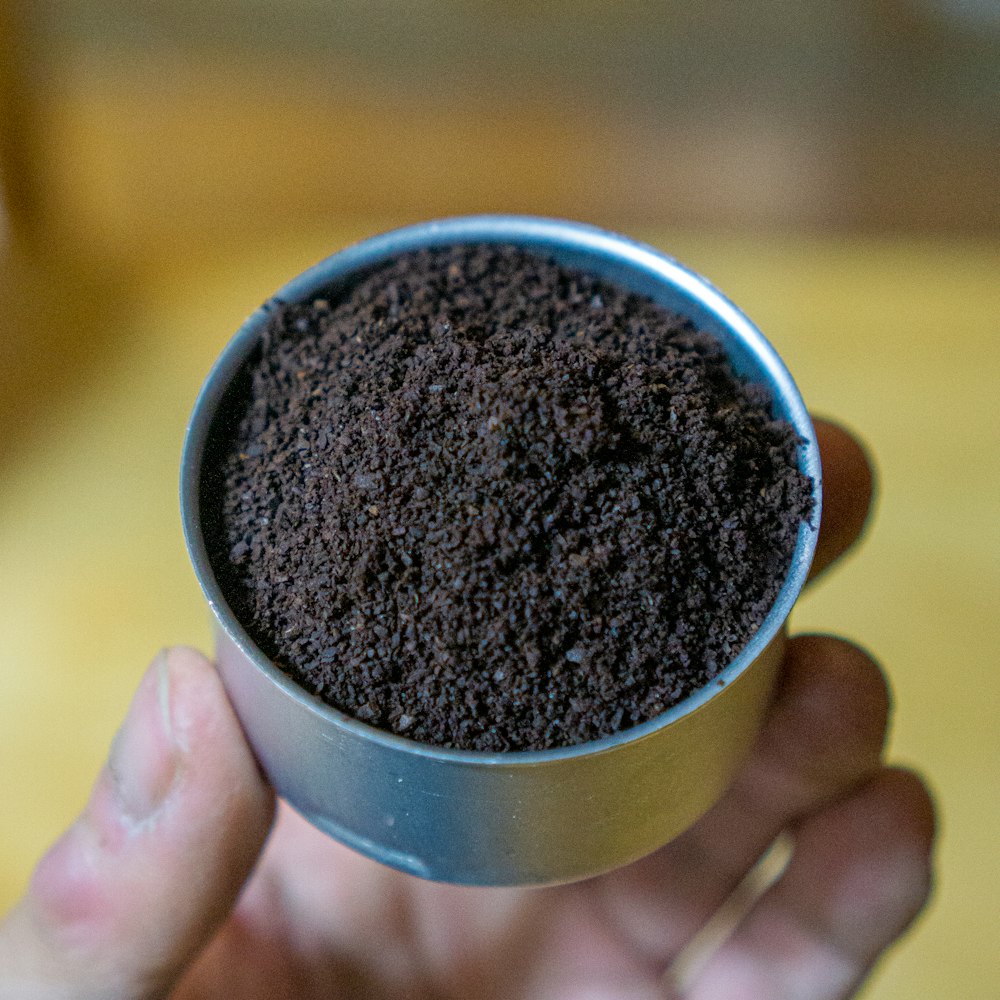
[1,1,997,996]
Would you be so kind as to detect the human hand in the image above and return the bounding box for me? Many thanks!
[0,420,935,1000]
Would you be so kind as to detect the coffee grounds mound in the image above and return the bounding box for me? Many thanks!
[206,244,813,752]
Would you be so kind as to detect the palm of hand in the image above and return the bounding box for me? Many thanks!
[177,633,932,1000]
[182,803,668,1000]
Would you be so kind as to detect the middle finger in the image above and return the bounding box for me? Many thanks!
[589,634,890,967]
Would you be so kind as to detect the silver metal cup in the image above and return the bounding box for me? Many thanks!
[181,216,821,886]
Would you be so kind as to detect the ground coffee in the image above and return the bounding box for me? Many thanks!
[206,244,813,752]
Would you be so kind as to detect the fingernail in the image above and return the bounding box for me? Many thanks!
[107,650,180,825]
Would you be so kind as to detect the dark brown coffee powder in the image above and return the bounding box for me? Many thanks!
[205,244,813,751]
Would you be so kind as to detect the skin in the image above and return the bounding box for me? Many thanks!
[0,419,936,1000]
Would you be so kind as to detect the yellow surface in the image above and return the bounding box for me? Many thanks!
[1,228,997,997]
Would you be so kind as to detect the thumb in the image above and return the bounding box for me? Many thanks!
[0,647,276,1000]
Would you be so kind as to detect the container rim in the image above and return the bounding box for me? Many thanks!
[180,214,822,766]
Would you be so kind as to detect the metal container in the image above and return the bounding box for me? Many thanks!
[180,216,821,886]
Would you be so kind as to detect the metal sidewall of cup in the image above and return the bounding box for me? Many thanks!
[181,215,822,887]
[215,623,786,885]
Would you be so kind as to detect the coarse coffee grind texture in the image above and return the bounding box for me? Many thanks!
[208,244,814,752]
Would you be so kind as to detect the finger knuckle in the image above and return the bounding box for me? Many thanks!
[751,637,892,810]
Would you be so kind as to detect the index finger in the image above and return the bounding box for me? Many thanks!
[808,419,875,583]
